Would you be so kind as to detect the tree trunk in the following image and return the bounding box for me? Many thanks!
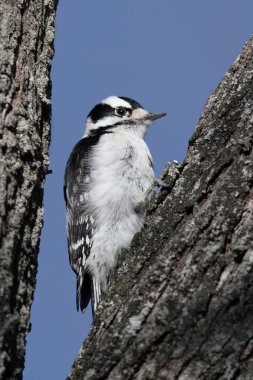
[0,1,58,379]
[68,35,253,380]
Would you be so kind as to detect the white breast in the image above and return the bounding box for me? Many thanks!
[86,127,154,286]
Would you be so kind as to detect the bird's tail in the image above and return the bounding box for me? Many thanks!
[76,271,92,313]
[91,277,102,315]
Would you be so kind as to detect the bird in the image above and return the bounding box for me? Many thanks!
[64,96,166,314]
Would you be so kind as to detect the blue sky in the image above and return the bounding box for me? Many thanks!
[24,1,253,379]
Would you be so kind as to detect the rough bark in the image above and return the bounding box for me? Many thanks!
[69,36,253,380]
[0,1,58,379]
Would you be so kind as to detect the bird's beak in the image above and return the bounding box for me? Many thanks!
[145,112,167,121]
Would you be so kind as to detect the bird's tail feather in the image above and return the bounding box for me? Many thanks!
[91,277,101,316]
[76,271,92,313]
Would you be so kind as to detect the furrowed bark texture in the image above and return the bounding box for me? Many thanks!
[0,1,58,379]
[69,36,253,380]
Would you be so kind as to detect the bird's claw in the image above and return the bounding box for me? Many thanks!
[154,178,171,189]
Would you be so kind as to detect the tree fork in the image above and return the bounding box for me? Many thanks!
[69,35,253,380]
[0,1,58,379]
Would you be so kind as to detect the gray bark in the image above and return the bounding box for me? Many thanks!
[69,36,253,380]
[0,1,58,379]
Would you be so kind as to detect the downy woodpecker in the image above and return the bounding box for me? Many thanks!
[64,96,166,313]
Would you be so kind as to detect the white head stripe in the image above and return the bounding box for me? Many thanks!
[101,96,131,109]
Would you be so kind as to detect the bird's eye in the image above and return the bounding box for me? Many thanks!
[115,108,127,117]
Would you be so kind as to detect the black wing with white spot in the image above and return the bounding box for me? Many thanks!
[64,135,100,311]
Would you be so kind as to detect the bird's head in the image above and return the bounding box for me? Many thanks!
[84,96,166,137]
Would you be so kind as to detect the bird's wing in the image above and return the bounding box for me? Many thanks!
[64,136,100,311]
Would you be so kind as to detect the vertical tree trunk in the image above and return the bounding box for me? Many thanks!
[68,36,253,380]
[0,1,58,379]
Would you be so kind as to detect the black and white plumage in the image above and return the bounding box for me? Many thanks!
[64,96,166,313]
